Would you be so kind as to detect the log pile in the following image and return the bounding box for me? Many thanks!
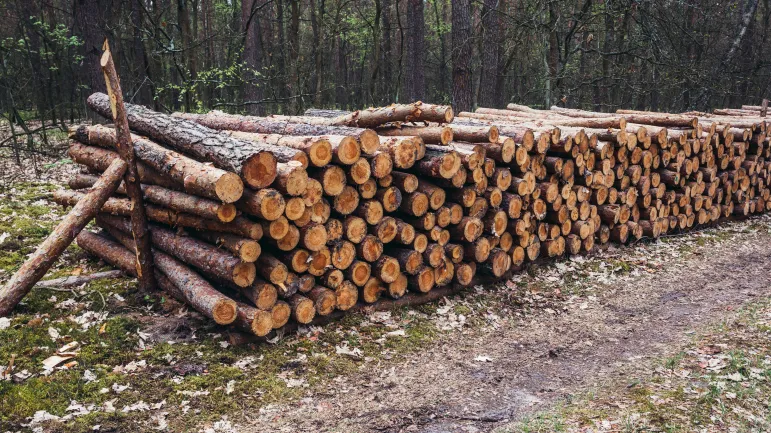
[34,94,771,338]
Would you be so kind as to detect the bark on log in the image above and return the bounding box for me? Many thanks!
[68,173,236,222]
[173,110,381,156]
[97,215,256,287]
[71,124,244,203]
[88,93,279,188]
[76,231,239,326]
[53,190,263,240]
[103,227,240,324]
[0,159,127,316]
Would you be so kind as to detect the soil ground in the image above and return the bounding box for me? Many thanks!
[240,218,771,433]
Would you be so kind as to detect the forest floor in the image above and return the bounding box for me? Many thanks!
[0,159,770,433]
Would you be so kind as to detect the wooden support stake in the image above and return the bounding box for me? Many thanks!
[0,159,127,316]
[101,39,156,291]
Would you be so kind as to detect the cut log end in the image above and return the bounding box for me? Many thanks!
[290,295,316,324]
[359,129,381,155]
[271,301,291,328]
[232,263,257,287]
[243,151,278,189]
[212,299,238,325]
[336,136,362,164]
[250,309,274,337]
[214,172,245,204]
[335,281,359,310]
[309,138,333,167]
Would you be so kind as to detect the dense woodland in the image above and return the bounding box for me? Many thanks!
[2,0,771,131]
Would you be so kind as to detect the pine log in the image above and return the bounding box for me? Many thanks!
[0,159,127,316]
[174,110,381,155]
[97,214,256,287]
[68,173,236,222]
[223,130,333,167]
[88,94,282,189]
[72,124,244,203]
[76,230,238,326]
[376,125,453,144]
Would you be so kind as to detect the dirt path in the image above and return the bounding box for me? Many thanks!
[240,222,771,433]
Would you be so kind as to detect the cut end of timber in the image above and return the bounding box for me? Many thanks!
[370,153,393,179]
[349,158,372,184]
[256,285,278,310]
[388,273,408,298]
[212,299,238,325]
[303,224,328,251]
[217,204,237,223]
[322,166,347,196]
[251,310,274,337]
[243,152,278,189]
[439,153,460,179]
[271,301,291,329]
[455,263,475,286]
[239,240,262,263]
[359,129,381,155]
[489,126,500,142]
[414,266,435,293]
[268,216,290,240]
[310,138,333,167]
[284,197,306,221]
[281,164,310,196]
[413,234,428,253]
[335,281,359,311]
[292,296,316,324]
[214,172,244,203]
[440,127,454,145]
[351,261,372,286]
[233,263,257,287]
[269,263,289,285]
[337,137,362,164]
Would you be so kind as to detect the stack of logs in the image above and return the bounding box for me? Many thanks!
[57,93,771,338]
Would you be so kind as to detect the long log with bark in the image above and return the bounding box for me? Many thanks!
[172,111,381,156]
[100,42,156,292]
[87,92,280,189]
[96,215,256,287]
[71,124,244,203]
[0,159,127,316]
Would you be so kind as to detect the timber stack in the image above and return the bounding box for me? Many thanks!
[49,93,771,338]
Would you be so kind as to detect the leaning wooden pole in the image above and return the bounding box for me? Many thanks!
[100,39,156,291]
[0,159,127,316]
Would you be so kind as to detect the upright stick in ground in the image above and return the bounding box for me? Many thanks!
[100,39,156,291]
[0,159,127,316]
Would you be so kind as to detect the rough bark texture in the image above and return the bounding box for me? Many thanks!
[87,92,279,188]
[97,215,256,287]
[173,111,380,155]
[102,227,238,324]
[71,124,244,203]
[0,159,127,316]
[100,42,156,292]
[68,173,236,222]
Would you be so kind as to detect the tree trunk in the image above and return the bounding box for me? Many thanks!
[478,0,500,108]
[452,0,473,112]
[242,0,266,115]
[406,0,426,101]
